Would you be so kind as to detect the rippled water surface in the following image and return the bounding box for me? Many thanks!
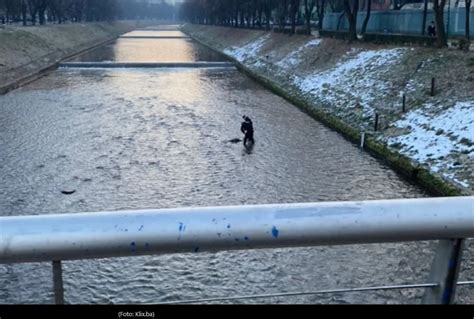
[1,29,472,304]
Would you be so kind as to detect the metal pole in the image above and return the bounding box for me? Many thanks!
[422,239,465,304]
[360,132,366,148]
[402,94,406,113]
[431,77,436,96]
[52,260,64,305]
[374,113,379,131]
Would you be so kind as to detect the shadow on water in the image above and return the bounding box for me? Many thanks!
[227,138,242,144]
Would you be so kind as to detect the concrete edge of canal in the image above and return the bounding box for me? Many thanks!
[181,27,469,198]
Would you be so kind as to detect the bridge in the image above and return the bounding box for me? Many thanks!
[1,196,473,304]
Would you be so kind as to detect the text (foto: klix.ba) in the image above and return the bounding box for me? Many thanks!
[118,311,155,318]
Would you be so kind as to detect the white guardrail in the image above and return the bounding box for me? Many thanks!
[1,197,473,304]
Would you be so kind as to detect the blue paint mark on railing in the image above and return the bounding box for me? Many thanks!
[272,227,279,239]
[178,222,186,240]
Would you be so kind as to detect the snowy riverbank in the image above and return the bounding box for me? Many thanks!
[182,25,474,194]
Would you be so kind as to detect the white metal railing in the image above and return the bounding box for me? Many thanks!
[1,196,473,304]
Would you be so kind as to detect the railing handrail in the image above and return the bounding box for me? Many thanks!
[1,196,473,264]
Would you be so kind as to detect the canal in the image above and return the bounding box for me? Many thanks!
[0,27,472,304]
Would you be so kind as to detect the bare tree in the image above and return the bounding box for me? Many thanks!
[37,0,47,25]
[290,0,300,34]
[262,0,273,30]
[343,0,359,42]
[276,0,289,32]
[421,0,428,35]
[433,0,447,47]
[304,0,315,35]
[361,0,371,36]
[20,0,28,25]
[316,0,325,30]
[466,0,472,43]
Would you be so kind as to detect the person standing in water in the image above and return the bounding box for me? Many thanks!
[241,115,254,146]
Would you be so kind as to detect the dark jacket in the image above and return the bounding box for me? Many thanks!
[241,120,254,135]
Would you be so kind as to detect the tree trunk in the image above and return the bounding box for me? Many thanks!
[344,0,359,42]
[317,0,325,30]
[336,11,345,32]
[21,0,28,26]
[258,9,263,29]
[278,0,288,32]
[466,0,472,43]
[265,6,271,30]
[361,0,371,36]
[38,0,46,25]
[421,0,428,35]
[433,0,447,48]
[305,0,316,35]
[28,0,37,26]
[305,0,310,35]
[291,0,300,35]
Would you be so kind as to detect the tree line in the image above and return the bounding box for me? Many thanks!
[179,0,472,47]
[179,0,324,35]
[0,0,177,25]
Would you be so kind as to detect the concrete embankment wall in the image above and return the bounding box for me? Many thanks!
[0,22,144,94]
[181,24,474,196]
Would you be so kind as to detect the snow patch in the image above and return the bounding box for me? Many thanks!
[276,39,321,68]
[292,48,406,117]
[442,173,470,188]
[386,101,474,186]
[224,34,270,62]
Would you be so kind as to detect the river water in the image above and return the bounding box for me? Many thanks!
[0,29,472,304]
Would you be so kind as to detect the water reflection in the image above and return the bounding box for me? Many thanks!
[122,30,188,37]
[68,38,226,63]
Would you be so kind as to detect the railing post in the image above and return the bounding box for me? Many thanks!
[374,113,379,132]
[52,260,65,305]
[402,94,406,113]
[422,239,465,304]
[431,77,436,96]
[360,132,366,148]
